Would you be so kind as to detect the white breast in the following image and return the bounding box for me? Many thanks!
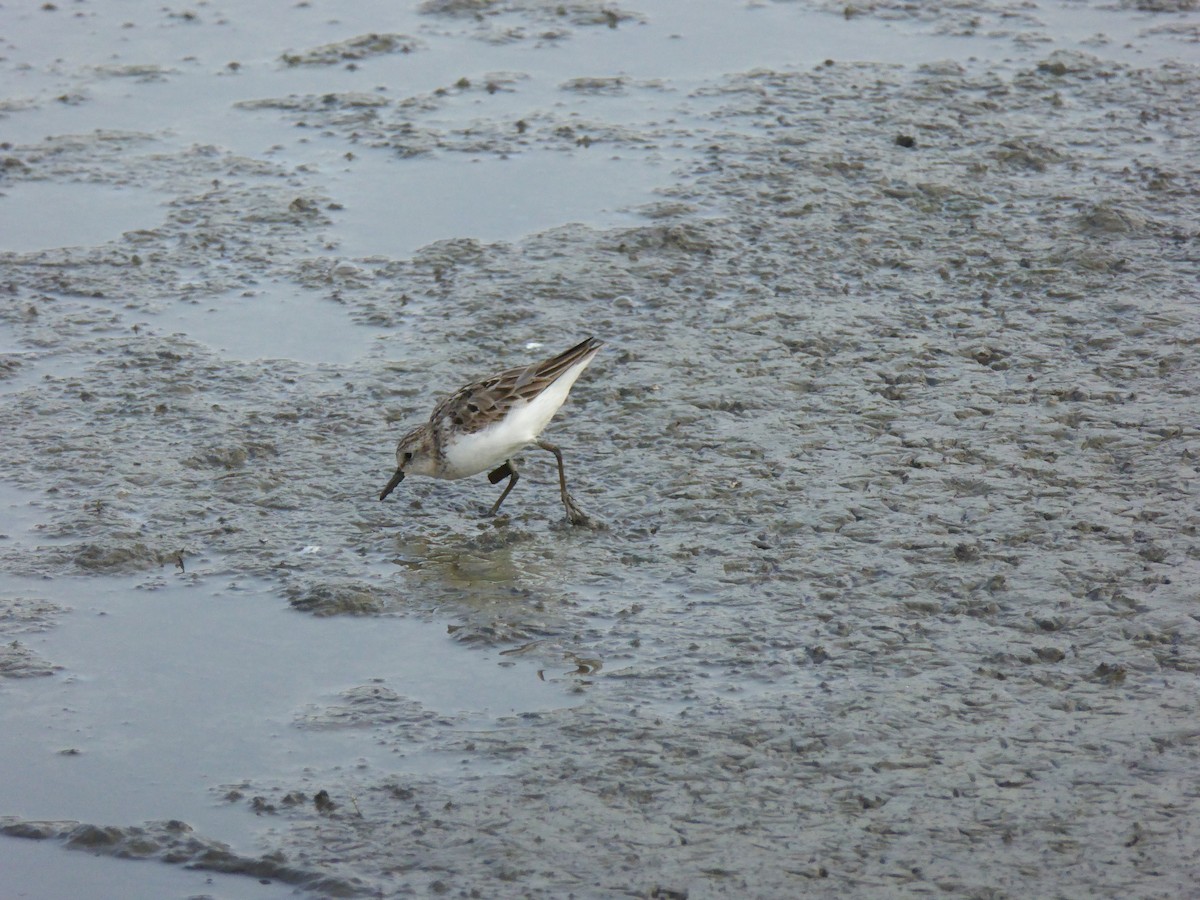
[439,355,593,479]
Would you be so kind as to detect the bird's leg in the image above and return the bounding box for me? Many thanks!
[487,460,518,516]
[537,440,593,527]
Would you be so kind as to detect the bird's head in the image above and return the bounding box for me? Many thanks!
[379,426,436,501]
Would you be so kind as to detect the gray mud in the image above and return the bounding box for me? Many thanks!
[0,817,364,897]
[2,0,1199,897]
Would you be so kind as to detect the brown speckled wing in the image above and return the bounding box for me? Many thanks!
[430,337,603,435]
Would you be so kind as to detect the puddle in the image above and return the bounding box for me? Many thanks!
[328,150,666,259]
[0,181,165,253]
[0,573,575,848]
[150,283,389,363]
[0,833,297,900]
[567,0,980,72]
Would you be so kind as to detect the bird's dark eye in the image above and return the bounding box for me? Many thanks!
[403,451,413,461]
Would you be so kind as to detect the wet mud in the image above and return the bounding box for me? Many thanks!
[0,817,365,897]
[2,0,1199,897]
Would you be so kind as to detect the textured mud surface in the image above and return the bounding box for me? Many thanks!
[2,0,1199,897]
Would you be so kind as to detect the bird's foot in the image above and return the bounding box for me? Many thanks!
[563,496,604,529]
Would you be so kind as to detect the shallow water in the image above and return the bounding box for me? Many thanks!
[1,835,298,900]
[1,574,566,832]
[0,181,167,253]
[151,282,392,362]
[2,0,1199,897]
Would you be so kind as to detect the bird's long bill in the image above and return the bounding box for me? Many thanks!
[379,468,405,501]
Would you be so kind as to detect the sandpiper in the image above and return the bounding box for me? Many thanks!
[379,337,603,525]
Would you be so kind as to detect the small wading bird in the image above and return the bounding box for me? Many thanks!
[379,337,603,526]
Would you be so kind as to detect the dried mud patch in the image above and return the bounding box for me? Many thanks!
[293,683,453,734]
[0,641,61,679]
[418,0,644,31]
[279,33,423,68]
[0,598,68,678]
